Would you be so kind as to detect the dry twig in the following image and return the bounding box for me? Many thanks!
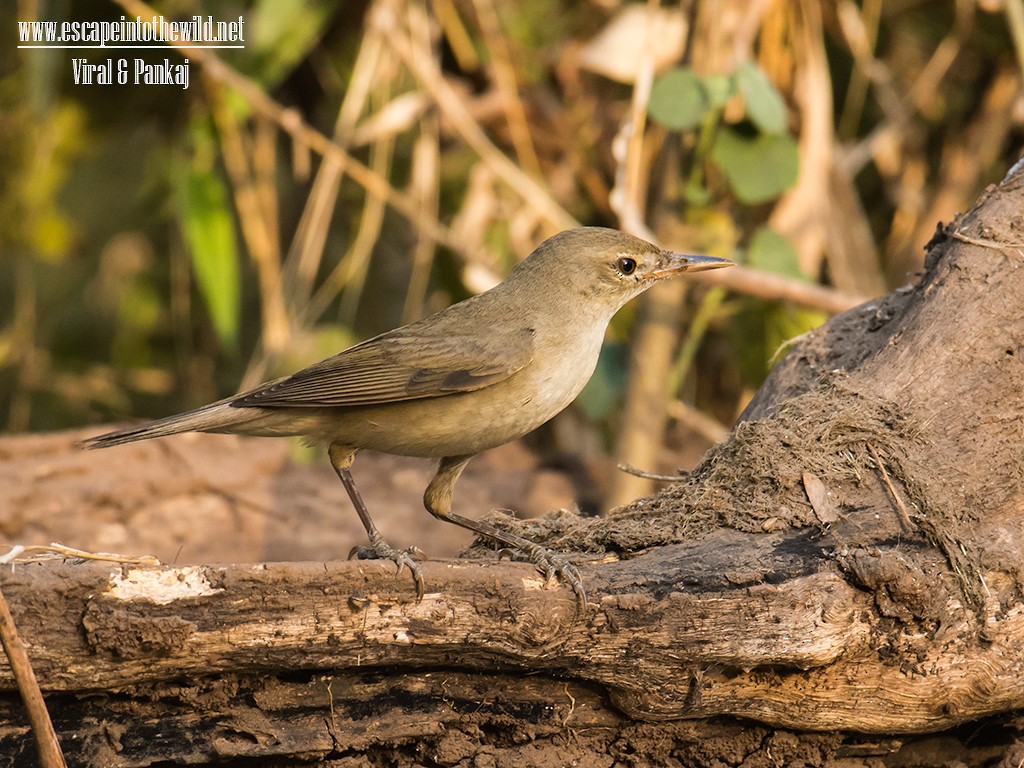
[867,443,914,532]
[111,0,464,256]
[0,543,161,567]
[0,584,66,768]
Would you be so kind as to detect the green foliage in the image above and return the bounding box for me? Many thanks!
[731,300,827,385]
[646,61,804,409]
[650,62,798,205]
[173,118,241,352]
[247,0,336,87]
[18,104,84,261]
[648,67,710,131]
[735,62,787,134]
[710,127,799,205]
[731,229,822,384]
[747,226,804,280]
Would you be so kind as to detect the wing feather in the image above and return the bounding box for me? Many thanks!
[231,327,534,409]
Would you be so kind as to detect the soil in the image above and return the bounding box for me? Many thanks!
[0,427,629,567]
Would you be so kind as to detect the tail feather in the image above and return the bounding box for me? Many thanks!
[79,397,248,450]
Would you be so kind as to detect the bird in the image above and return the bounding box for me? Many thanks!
[80,227,733,601]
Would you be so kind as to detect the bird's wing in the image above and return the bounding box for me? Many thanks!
[231,327,535,408]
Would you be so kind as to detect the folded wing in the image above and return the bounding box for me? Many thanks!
[231,327,535,409]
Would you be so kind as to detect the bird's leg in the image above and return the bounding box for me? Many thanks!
[328,443,425,599]
[424,455,586,605]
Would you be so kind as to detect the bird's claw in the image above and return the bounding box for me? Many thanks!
[348,541,427,600]
[498,544,587,608]
[537,553,586,608]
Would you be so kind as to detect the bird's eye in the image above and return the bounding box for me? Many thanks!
[616,257,637,276]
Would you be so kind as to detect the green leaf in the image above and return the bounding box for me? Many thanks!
[649,67,709,131]
[736,62,787,134]
[710,127,798,204]
[174,129,240,351]
[747,227,804,280]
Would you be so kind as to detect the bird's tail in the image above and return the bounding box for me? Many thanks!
[79,396,247,450]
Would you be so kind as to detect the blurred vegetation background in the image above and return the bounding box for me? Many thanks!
[2,0,1022,508]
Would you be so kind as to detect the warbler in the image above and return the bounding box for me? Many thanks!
[82,227,732,600]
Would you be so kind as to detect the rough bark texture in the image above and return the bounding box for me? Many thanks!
[2,162,1024,766]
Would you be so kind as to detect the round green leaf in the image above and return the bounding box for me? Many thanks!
[711,127,799,204]
[736,61,787,135]
[649,67,709,131]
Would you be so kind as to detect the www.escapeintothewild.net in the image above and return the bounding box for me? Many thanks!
[71,57,191,89]
[17,15,245,46]
[18,14,247,92]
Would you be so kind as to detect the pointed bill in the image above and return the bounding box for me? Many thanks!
[643,251,734,280]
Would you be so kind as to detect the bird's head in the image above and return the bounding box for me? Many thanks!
[510,227,733,314]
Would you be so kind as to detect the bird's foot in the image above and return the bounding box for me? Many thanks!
[348,538,427,600]
[498,544,587,607]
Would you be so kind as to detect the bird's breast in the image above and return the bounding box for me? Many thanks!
[306,325,606,458]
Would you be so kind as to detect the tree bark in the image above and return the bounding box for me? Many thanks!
[3,161,1024,766]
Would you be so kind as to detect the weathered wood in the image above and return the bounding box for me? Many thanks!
[1,515,1022,737]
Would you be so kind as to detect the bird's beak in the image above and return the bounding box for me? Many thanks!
[644,251,734,280]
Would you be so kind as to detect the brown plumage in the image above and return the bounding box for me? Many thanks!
[81,227,732,601]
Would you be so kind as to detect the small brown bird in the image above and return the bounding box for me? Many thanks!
[81,228,732,600]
